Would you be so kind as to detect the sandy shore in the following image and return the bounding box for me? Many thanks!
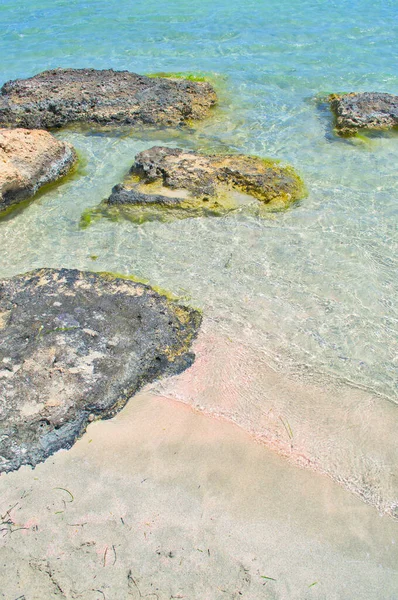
[1,390,397,599]
[152,318,398,517]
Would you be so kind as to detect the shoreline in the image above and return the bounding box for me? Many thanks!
[150,317,398,519]
[1,391,397,599]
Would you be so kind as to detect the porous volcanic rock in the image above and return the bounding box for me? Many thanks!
[0,269,201,472]
[0,68,217,130]
[329,92,398,135]
[0,128,76,213]
[101,146,305,222]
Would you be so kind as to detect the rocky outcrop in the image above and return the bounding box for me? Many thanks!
[101,146,305,222]
[0,269,201,472]
[0,68,217,130]
[0,128,76,213]
[329,92,398,135]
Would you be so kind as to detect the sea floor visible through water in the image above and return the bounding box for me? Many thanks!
[0,0,397,596]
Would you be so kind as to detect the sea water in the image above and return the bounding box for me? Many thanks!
[0,0,397,511]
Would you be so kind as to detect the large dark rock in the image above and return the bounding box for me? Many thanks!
[0,128,76,214]
[0,68,217,130]
[0,269,201,472]
[329,92,398,135]
[100,146,305,223]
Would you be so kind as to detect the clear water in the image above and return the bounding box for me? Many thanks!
[0,0,397,511]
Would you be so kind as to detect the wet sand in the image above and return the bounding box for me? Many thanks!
[153,318,398,517]
[1,391,397,600]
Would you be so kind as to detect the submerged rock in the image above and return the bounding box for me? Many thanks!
[0,68,217,130]
[100,146,305,223]
[0,128,76,213]
[0,269,201,472]
[329,92,398,135]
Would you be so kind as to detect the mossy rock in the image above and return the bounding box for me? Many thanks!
[88,146,305,225]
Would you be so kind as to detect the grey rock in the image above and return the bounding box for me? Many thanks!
[0,269,201,472]
[329,92,398,135]
[0,68,217,130]
[107,184,183,207]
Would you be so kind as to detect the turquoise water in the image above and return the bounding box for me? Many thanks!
[0,0,397,508]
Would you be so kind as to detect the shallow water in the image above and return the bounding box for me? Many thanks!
[0,1,397,512]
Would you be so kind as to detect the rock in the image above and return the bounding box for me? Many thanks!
[0,128,76,213]
[0,269,201,472]
[329,92,398,135]
[107,184,185,208]
[0,68,217,130]
[101,146,305,223]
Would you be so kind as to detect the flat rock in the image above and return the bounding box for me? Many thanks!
[102,146,305,222]
[0,128,76,213]
[107,184,187,208]
[0,68,217,130]
[0,268,201,472]
[329,92,398,135]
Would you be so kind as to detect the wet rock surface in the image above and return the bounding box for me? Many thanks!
[0,269,201,472]
[107,184,185,208]
[132,146,304,203]
[0,68,217,130]
[101,146,305,223]
[329,92,398,135]
[0,128,76,213]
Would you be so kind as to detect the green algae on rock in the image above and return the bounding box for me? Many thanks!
[146,71,209,83]
[0,268,201,473]
[328,92,398,136]
[95,146,305,224]
[0,128,77,215]
[0,68,217,130]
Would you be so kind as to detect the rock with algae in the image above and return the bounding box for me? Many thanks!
[0,68,217,130]
[329,92,398,135]
[0,128,76,214]
[100,146,305,223]
[0,269,201,472]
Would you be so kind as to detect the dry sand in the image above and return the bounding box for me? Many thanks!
[1,390,397,600]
